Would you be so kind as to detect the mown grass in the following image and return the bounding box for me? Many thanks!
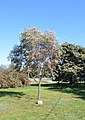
[0,82,85,120]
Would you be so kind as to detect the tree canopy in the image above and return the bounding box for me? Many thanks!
[9,26,62,78]
[55,42,85,83]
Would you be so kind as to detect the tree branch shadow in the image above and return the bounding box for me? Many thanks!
[47,83,85,100]
[0,91,25,98]
[31,82,85,100]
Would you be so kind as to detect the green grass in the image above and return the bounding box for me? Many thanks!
[0,82,85,120]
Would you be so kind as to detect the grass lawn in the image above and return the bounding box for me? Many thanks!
[0,82,85,120]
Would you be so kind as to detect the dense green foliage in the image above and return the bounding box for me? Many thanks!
[55,42,85,83]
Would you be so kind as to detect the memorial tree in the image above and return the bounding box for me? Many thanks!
[9,26,62,104]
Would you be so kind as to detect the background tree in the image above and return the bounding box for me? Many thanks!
[8,45,24,71]
[55,42,85,84]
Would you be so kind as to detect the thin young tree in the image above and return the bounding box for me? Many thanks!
[9,26,62,104]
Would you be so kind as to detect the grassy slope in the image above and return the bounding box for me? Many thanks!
[0,82,85,120]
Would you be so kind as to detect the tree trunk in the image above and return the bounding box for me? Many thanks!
[38,79,41,100]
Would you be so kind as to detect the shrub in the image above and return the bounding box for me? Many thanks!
[0,67,30,88]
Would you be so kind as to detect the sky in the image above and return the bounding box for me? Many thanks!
[0,0,85,65]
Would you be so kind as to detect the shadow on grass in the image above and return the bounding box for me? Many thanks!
[31,82,85,100]
[0,91,25,98]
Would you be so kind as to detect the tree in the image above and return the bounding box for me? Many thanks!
[9,26,61,78]
[55,42,85,84]
[9,26,62,103]
[8,45,24,71]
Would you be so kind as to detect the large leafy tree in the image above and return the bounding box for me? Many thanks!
[55,42,85,84]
